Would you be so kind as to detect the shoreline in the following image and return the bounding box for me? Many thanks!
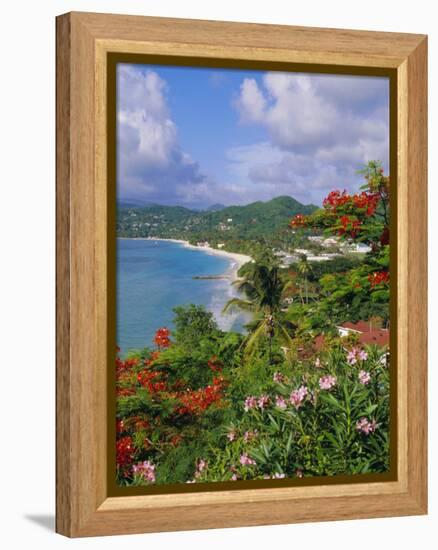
[119,237,252,280]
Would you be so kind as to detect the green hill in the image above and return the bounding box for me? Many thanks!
[116,196,318,253]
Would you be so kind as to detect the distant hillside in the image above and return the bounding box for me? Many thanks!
[206,203,226,212]
[117,196,318,252]
[118,199,157,209]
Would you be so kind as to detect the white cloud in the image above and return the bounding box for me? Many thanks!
[117,65,206,204]
[234,78,267,123]
[232,72,389,204]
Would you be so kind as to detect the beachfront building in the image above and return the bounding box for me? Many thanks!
[321,237,339,248]
[353,243,372,253]
[308,235,324,243]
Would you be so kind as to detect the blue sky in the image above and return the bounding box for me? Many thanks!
[117,63,389,208]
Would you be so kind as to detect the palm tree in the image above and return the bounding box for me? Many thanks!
[297,254,312,304]
[223,260,295,363]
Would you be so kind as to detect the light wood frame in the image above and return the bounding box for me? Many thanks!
[56,11,428,537]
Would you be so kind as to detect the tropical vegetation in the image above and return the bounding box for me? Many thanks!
[116,161,391,486]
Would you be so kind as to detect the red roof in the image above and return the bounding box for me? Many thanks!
[339,320,374,333]
[315,321,389,350]
[338,321,389,347]
[357,329,389,347]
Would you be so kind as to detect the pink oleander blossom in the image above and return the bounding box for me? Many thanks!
[356,417,378,435]
[290,385,308,409]
[275,396,287,409]
[347,347,368,365]
[239,453,256,466]
[244,396,258,411]
[358,370,371,385]
[346,349,358,365]
[132,460,156,483]
[273,371,285,383]
[195,458,207,478]
[319,375,337,390]
[231,474,238,481]
[258,394,270,410]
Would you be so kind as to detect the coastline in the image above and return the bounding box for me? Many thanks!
[119,237,252,280]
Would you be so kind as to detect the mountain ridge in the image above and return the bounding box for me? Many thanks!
[117,195,318,248]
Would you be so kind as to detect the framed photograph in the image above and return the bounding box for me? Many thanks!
[56,12,427,537]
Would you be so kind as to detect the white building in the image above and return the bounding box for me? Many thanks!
[322,238,339,248]
[354,243,372,253]
[308,236,324,243]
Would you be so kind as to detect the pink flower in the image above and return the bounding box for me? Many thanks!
[358,370,371,385]
[231,474,238,481]
[273,371,285,383]
[290,385,308,409]
[239,453,256,466]
[243,429,258,442]
[227,430,236,441]
[132,460,156,483]
[195,458,207,478]
[258,394,270,410]
[275,396,287,409]
[358,349,368,361]
[318,375,337,390]
[244,396,258,411]
[347,349,358,365]
[356,417,378,435]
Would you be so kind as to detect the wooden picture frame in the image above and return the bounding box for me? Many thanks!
[56,11,427,537]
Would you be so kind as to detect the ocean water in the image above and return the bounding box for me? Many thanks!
[116,239,247,354]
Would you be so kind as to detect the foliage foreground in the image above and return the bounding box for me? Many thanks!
[116,314,390,486]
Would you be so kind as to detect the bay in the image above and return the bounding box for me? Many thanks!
[116,238,247,355]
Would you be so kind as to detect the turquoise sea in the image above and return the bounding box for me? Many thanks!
[117,239,247,355]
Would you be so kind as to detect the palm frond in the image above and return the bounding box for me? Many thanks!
[222,298,255,315]
[243,320,268,357]
[277,322,295,348]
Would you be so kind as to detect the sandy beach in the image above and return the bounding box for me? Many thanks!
[141,237,252,280]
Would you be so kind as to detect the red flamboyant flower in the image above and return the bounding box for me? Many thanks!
[289,214,308,228]
[338,215,362,238]
[116,435,134,468]
[368,271,390,287]
[323,190,350,211]
[137,369,168,394]
[175,377,226,415]
[154,327,171,349]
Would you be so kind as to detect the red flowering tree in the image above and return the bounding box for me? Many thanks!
[290,161,389,249]
[115,331,230,483]
[154,327,171,349]
[288,161,390,326]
